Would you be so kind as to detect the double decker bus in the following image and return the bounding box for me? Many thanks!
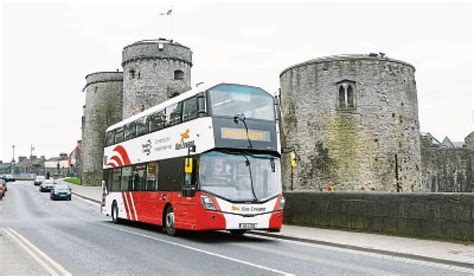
[101,83,284,236]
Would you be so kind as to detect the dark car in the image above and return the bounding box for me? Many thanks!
[2,174,15,182]
[50,184,72,201]
[34,176,46,186]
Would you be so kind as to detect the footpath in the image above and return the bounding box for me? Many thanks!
[62,180,474,269]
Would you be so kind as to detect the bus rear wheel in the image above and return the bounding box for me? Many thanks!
[111,202,120,224]
[164,206,176,236]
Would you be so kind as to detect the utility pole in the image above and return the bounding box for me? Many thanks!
[11,145,15,174]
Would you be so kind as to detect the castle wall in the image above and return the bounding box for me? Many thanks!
[82,72,123,186]
[122,39,192,119]
[421,146,472,192]
[280,55,422,192]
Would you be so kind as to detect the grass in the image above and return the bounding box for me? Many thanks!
[64,177,81,185]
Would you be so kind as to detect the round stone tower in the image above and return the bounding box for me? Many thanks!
[280,54,422,192]
[82,72,123,186]
[122,38,192,119]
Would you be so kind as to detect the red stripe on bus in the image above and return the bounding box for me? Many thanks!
[129,192,139,221]
[111,156,123,167]
[114,145,131,165]
[121,192,130,220]
[124,192,136,221]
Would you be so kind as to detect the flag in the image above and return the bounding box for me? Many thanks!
[160,8,173,16]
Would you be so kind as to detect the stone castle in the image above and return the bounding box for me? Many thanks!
[80,39,473,192]
[81,39,192,186]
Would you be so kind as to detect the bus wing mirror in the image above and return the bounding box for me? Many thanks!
[185,158,193,173]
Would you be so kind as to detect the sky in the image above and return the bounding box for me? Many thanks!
[0,1,472,162]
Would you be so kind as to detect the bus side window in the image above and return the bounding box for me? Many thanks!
[121,166,132,191]
[146,162,159,191]
[158,157,183,191]
[134,164,147,191]
[111,168,121,192]
[124,123,136,141]
[182,97,198,122]
[105,131,114,146]
[115,127,124,144]
[166,102,183,127]
[149,111,166,132]
[136,117,148,136]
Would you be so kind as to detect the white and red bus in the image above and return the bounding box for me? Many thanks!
[101,83,284,236]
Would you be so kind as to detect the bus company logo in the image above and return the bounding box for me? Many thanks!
[106,145,131,168]
[180,129,190,141]
[175,129,195,151]
[232,205,267,213]
[142,139,152,156]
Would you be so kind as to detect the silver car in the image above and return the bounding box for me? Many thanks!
[39,179,55,192]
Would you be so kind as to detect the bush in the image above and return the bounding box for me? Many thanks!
[65,177,81,185]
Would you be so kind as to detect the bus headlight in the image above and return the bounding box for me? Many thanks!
[278,197,285,210]
[201,195,216,210]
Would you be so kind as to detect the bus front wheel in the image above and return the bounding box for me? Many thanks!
[111,202,120,224]
[164,206,176,236]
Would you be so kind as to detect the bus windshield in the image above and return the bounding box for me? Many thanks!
[208,84,275,121]
[199,151,281,202]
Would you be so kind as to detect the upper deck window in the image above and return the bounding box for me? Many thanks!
[208,84,275,121]
[166,102,183,126]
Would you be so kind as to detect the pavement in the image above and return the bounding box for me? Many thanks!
[59,179,474,269]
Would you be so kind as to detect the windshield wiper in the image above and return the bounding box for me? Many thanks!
[241,154,259,202]
[233,113,253,149]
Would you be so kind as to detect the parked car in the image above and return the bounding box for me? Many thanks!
[50,184,72,201]
[2,174,15,182]
[34,176,46,186]
[39,179,55,192]
[0,179,6,199]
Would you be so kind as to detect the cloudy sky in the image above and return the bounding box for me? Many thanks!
[0,1,472,161]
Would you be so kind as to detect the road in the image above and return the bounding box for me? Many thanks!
[1,181,473,275]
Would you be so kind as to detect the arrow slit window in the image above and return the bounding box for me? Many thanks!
[336,80,356,109]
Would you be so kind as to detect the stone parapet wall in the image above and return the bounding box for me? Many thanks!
[283,192,474,241]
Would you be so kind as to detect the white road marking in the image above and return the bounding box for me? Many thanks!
[3,228,58,276]
[247,233,474,274]
[4,227,72,276]
[101,224,294,276]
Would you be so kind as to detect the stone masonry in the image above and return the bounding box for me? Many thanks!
[420,133,474,192]
[280,55,422,192]
[82,72,123,186]
[122,39,192,119]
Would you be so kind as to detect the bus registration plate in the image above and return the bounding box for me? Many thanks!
[239,223,257,229]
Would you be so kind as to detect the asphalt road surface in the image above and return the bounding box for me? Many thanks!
[1,181,473,275]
